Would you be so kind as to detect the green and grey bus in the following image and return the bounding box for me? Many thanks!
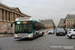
[11,17,45,39]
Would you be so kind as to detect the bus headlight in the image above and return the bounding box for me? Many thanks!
[28,35,32,37]
[14,35,18,37]
[28,34,33,38]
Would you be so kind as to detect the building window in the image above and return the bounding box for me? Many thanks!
[9,12,10,21]
[13,13,15,21]
[2,9,4,21]
[6,11,7,21]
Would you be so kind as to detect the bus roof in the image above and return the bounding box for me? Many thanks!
[15,17,44,24]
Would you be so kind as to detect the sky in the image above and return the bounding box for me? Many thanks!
[1,0,75,26]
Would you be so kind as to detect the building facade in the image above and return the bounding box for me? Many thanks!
[0,3,30,33]
[58,19,65,28]
[40,19,55,29]
[65,14,75,28]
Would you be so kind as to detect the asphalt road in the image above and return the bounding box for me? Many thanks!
[0,34,75,50]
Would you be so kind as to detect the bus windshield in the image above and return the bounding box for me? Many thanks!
[15,24,32,33]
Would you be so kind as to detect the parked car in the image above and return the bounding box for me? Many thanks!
[56,28,66,36]
[66,28,70,32]
[67,29,75,39]
[48,29,54,34]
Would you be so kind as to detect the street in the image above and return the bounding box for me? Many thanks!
[0,34,75,50]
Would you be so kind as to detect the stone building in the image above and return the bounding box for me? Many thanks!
[58,19,65,28]
[0,3,30,33]
[65,14,75,28]
[40,19,55,29]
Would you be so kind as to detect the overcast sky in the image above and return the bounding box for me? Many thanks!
[1,0,75,26]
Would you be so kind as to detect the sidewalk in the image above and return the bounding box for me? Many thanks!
[0,34,14,37]
[0,35,5,37]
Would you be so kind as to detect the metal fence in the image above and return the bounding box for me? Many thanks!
[0,33,14,37]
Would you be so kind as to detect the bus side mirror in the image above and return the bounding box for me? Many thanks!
[8,22,15,30]
[11,22,15,27]
[11,23,13,27]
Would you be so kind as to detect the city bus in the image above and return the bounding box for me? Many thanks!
[11,17,45,39]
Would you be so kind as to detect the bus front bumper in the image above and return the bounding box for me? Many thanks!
[14,37,32,39]
[14,35,33,39]
[14,34,33,39]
